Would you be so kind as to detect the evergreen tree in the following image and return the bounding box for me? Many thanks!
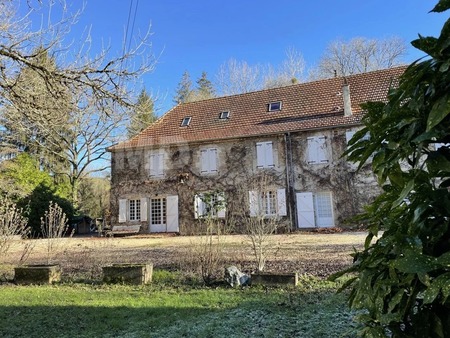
[0,46,72,174]
[127,89,156,138]
[173,71,193,104]
[195,71,215,100]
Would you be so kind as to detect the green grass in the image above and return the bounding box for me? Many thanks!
[0,272,358,338]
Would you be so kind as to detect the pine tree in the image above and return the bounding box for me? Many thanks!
[173,71,193,104]
[127,89,156,138]
[196,71,215,100]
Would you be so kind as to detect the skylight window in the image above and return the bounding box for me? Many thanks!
[181,117,191,127]
[268,101,282,112]
[219,111,230,119]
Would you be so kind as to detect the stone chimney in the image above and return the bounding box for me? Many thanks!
[342,80,352,117]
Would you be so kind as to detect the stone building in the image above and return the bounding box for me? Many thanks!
[108,66,405,234]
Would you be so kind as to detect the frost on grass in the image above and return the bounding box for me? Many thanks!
[149,305,356,338]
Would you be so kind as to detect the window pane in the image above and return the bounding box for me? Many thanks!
[315,193,332,218]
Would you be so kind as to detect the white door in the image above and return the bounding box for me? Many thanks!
[166,195,179,232]
[314,192,334,228]
[296,192,315,228]
[149,197,167,233]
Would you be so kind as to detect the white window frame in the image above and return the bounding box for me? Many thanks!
[129,199,141,221]
[150,197,167,227]
[181,117,191,127]
[268,101,282,112]
[200,148,218,174]
[149,152,164,177]
[194,192,226,219]
[219,111,230,119]
[307,136,329,164]
[256,141,275,168]
[249,189,287,217]
[119,198,147,223]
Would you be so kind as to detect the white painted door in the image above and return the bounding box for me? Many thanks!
[149,197,167,233]
[296,192,315,228]
[314,192,334,228]
[166,195,179,232]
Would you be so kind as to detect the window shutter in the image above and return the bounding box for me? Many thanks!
[166,195,179,232]
[194,194,204,219]
[150,153,164,176]
[307,137,317,164]
[149,154,157,176]
[345,131,355,144]
[157,153,164,176]
[296,192,315,228]
[277,189,287,216]
[140,198,148,222]
[317,137,328,163]
[256,143,264,168]
[217,193,226,218]
[118,199,127,223]
[265,142,274,167]
[200,150,208,173]
[249,191,259,217]
[209,149,218,172]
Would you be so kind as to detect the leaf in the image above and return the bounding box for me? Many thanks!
[392,179,414,208]
[422,273,450,304]
[432,0,450,13]
[412,36,438,56]
[427,95,450,131]
[392,252,437,274]
[426,152,450,176]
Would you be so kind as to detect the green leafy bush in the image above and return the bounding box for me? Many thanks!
[332,1,450,336]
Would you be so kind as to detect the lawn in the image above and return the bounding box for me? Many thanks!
[0,232,366,337]
[0,274,358,338]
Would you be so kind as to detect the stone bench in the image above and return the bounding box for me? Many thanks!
[105,225,140,237]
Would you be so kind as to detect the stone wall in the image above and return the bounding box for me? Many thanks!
[110,126,380,234]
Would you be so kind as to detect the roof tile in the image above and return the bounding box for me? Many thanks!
[110,66,405,150]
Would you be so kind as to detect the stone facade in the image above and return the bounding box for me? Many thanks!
[110,126,379,234]
[109,67,405,234]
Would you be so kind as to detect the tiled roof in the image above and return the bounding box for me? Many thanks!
[110,66,405,150]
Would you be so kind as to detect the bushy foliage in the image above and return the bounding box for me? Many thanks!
[19,183,74,237]
[332,2,450,336]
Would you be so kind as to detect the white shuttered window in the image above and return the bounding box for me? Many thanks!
[256,141,275,168]
[149,153,164,177]
[200,148,218,174]
[307,136,328,164]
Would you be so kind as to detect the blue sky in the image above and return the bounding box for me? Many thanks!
[24,1,447,114]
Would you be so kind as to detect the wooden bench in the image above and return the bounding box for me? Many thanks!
[105,225,141,237]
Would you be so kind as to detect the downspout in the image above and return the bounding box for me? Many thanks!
[284,132,297,231]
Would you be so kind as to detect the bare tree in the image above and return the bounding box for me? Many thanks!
[40,201,70,264]
[215,58,261,96]
[0,1,156,207]
[216,48,305,95]
[309,37,406,80]
[263,47,305,88]
[1,1,155,111]
[0,197,29,255]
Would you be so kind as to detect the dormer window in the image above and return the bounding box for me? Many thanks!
[181,117,191,127]
[268,101,282,112]
[219,111,230,119]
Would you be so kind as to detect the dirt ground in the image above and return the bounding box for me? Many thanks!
[1,231,369,282]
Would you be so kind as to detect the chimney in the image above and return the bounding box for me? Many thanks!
[342,79,352,117]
